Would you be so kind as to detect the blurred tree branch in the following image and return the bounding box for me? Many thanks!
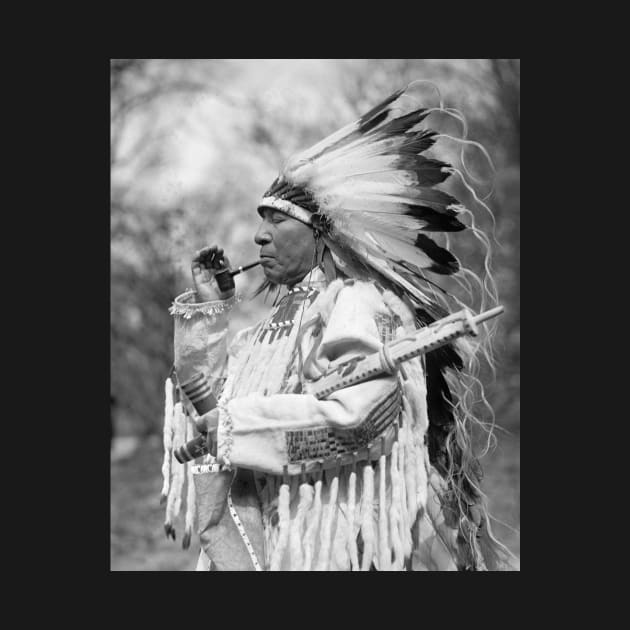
[111,59,236,169]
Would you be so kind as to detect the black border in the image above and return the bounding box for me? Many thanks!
[40,57,577,589]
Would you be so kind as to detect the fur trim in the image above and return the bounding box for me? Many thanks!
[183,418,196,549]
[165,402,186,537]
[289,482,314,570]
[330,479,350,570]
[160,378,174,502]
[377,453,391,570]
[397,423,411,558]
[270,481,291,570]
[315,470,340,570]
[302,474,323,570]
[360,463,375,571]
[389,441,405,569]
[346,468,359,570]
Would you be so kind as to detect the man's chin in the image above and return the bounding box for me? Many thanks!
[262,268,284,285]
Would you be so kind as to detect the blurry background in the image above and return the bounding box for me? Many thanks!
[110,59,520,571]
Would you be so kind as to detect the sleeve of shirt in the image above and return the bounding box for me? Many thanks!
[171,290,239,394]
[215,281,404,475]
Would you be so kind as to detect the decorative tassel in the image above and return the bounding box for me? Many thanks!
[330,475,350,570]
[359,462,375,571]
[182,416,196,550]
[346,461,359,570]
[413,431,426,511]
[403,413,419,521]
[160,377,174,504]
[164,402,186,540]
[397,423,413,559]
[171,403,187,519]
[270,477,291,570]
[289,480,314,570]
[302,471,324,570]
[262,475,278,566]
[389,441,405,570]
[377,451,391,571]
[315,468,339,571]
[416,447,429,511]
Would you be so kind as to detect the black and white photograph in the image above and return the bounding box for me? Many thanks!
[110,58,520,571]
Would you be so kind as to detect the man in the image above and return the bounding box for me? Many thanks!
[162,83,512,571]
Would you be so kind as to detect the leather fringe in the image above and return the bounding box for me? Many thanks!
[289,482,314,570]
[160,377,175,503]
[346,467,359,570]
[377,451,391,570]
[161,387,198,547]
[183,417,196,549]
[270,480,291,570]
[359,463,375,571]
[258,423,474,570]
[315,470,339,570]
[302,472,323,570]
[164,402,186,538]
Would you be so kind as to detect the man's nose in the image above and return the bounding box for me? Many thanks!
[254,222,271,245]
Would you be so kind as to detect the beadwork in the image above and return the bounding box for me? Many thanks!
[169,291,241,319]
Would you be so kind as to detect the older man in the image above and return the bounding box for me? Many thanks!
[162,83,512,571]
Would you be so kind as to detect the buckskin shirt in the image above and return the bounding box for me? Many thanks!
[165,267,464,571]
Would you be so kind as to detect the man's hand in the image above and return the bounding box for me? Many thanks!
[192,245,235,302]
[194,408,220,434]
[194,408,220,457]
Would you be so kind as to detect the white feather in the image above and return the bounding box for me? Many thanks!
[289,134,407,181]
[286,91,413,170]
[305,155,402,183]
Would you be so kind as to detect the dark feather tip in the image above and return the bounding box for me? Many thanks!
[378,108,430,136]
[358,88,405,127]
[396,155,451,186]
[358,109,389,134]
[396,129,438,154]
[182,530,191,550]
[414,233,459,274]
[405,204,466,232]
[164,523,176,540]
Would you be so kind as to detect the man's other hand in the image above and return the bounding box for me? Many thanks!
[191,245,235,302]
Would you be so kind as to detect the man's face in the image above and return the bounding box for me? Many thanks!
[254,207,316,286]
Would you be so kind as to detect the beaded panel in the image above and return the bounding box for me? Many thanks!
[285,385,402,462]
[256,287,319,345]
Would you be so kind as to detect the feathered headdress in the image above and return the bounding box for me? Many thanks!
[256,83,489,323]
[258,82,514,569]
